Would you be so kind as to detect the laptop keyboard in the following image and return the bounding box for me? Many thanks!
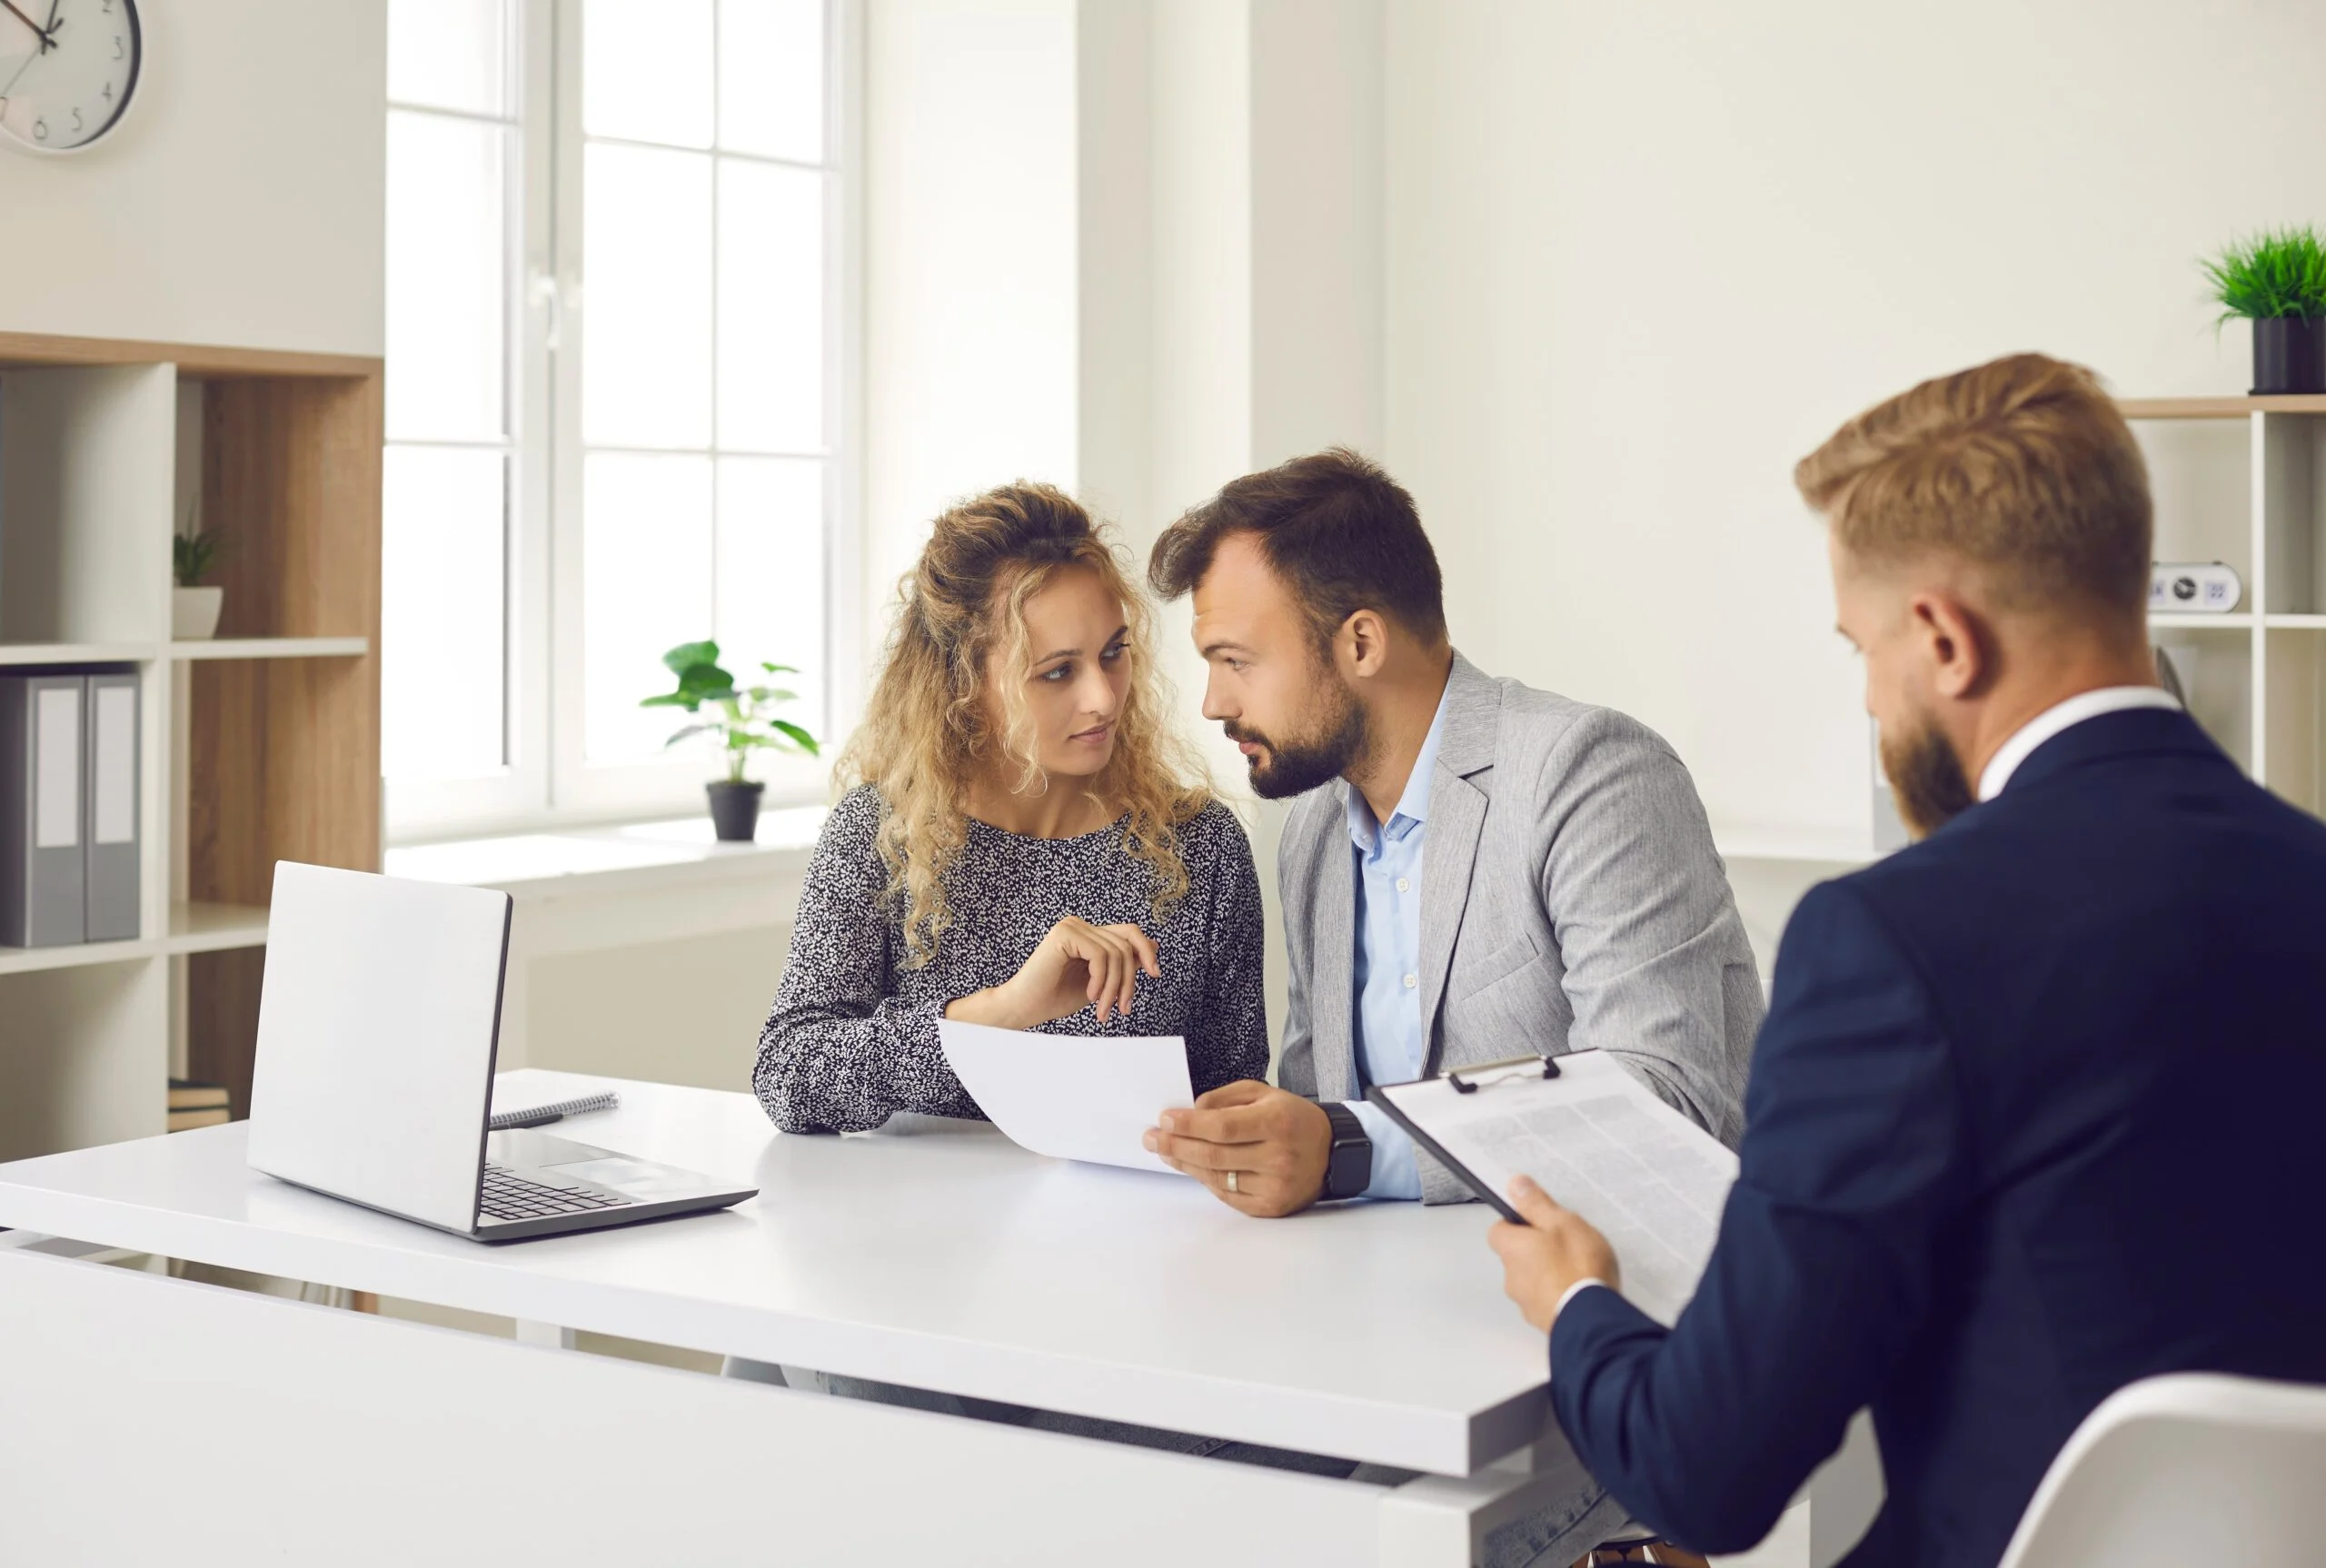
[479,1164,633,1222]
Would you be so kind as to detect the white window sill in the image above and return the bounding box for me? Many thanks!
[383,806,829,901]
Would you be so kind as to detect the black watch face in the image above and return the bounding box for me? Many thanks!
[1328,1138,1371,1199]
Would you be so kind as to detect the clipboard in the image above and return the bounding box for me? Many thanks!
[1363,1054,1560,1222]
[1363,1048,1739,1325]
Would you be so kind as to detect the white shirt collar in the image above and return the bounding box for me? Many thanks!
[1976,686,2182,801]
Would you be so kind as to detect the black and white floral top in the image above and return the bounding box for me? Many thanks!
[754,785,1270,1134]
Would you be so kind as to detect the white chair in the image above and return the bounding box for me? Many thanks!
[1997,1374,2326,1568]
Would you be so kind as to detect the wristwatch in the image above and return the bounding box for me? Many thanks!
[1319,1102,1373,1201]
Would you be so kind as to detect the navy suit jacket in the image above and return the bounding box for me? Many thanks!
[1548,708,2326,1567]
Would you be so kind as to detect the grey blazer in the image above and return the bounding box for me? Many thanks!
[1277,653,1762,1203]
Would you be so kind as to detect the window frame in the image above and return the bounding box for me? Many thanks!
[384,0,860,845]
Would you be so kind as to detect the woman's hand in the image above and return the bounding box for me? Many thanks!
[946,917,1162,1029]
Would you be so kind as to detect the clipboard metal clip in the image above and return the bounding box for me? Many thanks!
[1445,1053,1561,1095]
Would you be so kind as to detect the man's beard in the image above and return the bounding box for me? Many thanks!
[1881,710,1976,839]
[1226,681,1367,800]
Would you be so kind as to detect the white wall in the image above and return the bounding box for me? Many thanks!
[860,0,1079,634]
[0,0,384,356]
[1248,0,1382,467]
[1383,0,2326,852]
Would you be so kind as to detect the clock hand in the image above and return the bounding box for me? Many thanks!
[0,0,46,41]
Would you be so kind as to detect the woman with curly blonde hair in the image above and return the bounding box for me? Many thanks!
[753,481,1267,1134]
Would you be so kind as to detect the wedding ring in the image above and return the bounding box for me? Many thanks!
[1226,1170,1240,1195]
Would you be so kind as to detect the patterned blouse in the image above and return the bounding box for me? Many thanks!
[754,785,1270,1134]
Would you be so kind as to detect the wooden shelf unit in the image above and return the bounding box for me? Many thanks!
[0,335,382,1153]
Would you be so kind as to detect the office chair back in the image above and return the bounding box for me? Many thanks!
[1997,1373,2326,1568]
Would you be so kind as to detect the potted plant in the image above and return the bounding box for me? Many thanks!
[173,524,225,640]
[2202,226,2326,394]
[641,639,820,841]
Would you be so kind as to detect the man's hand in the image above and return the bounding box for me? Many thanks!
[1144,1080,1331,1217]
[1487,1176,1620,1334]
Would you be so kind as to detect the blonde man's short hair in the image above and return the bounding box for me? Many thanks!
[1795,352,2152,626]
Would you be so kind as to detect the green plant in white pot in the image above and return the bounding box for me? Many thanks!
[173,526,225,640]
[641,640,820,841]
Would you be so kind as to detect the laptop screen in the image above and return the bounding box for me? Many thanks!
[244,862,512,1233]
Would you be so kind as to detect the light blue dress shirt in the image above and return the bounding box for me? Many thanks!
[1339,686,1451,1200]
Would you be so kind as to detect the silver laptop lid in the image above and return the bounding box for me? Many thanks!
[246,861,512,1233]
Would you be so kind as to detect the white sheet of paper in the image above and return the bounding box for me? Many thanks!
[939,1019,1195,1174]
[1374,1051,1740,1325]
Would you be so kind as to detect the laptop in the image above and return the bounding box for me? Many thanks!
[245,860,757,1242]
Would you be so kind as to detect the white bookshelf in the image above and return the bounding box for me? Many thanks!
[1717,395,2326,865]
[172,636,371,661]
[0,640,159,666]
[0,637,369,666]
[0,338,383,1160]
[0,902,273,978]
[2126,397,2326,816]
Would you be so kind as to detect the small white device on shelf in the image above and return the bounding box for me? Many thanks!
[2150,562,2242,614]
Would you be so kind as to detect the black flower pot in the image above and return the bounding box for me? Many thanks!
[2251,316,2326,394]
[707,779,764,842]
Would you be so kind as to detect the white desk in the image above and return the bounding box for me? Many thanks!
[0,1070,1645,1566]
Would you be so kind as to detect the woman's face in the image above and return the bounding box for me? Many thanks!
[989,564,1131,783]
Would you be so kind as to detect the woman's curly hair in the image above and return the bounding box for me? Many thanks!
[835,481,1213,968]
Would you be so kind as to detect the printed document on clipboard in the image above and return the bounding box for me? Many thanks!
[1366,1050,1739,1325]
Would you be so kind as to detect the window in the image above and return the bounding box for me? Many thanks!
[383,0,850,839]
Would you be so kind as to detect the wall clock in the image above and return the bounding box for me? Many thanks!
[0,0,141,154]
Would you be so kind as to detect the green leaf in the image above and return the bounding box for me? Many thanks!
[760,662,800,675]
[2201,225,2326,321]
[770,718,820,756]
[661,640,721,675]
[173,528,225,589]
[661,722,715,749]
[640,691,698,710]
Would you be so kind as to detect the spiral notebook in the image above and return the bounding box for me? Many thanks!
[486,1088,619,1131]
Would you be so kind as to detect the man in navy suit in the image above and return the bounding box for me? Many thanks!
[1487,352,2326,1567]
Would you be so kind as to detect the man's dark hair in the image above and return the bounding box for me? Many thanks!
[1147,447,1447,647]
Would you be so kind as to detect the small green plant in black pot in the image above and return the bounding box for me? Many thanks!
[641,640,820,841]
[2202,226,2326,394]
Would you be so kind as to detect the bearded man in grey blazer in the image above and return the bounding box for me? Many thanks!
[1143,448,1760,1215]
[1138,447,1762,1568]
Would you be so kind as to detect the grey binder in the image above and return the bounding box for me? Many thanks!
[0,672,88,948]
[84,670,139,941]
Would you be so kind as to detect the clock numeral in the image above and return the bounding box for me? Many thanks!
[69,107,82,132]
[32,116,46,142]
[113,35,124,60]
[102,0,114,11]
[101,81,111,104]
